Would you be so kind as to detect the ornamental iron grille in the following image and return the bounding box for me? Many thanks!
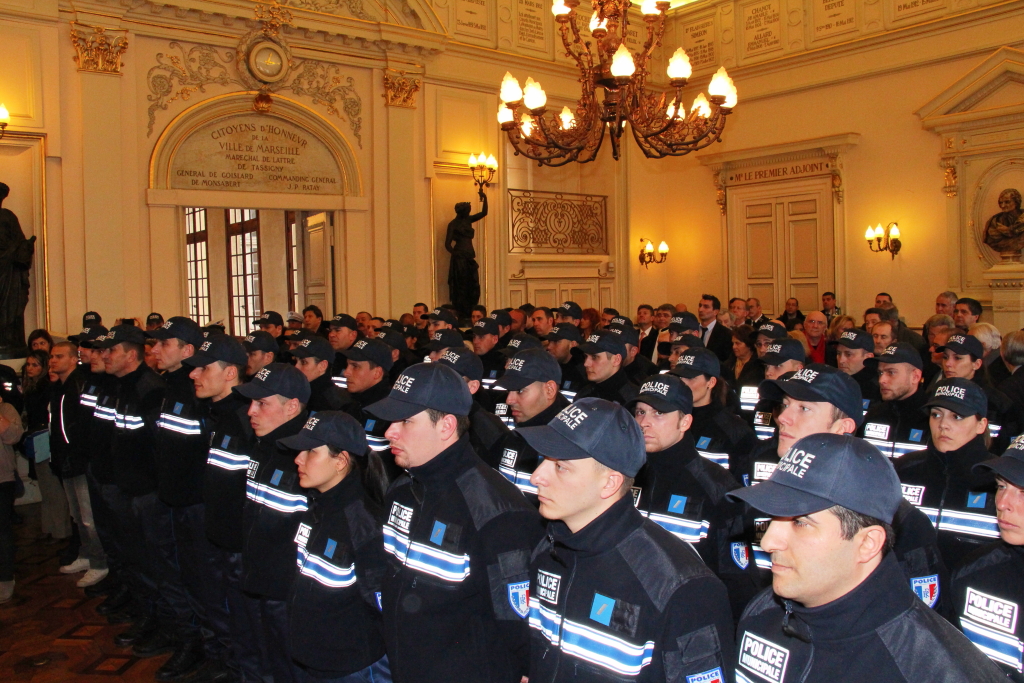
[508,189,608,254]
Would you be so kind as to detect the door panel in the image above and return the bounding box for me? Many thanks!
[746,221,775,279]
[303,211,332,314]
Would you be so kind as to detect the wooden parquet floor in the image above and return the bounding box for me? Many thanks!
[0,503,171,682]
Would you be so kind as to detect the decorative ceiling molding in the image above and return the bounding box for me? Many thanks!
[698,133,861,171]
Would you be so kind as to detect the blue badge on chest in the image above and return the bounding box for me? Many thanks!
[364,419,376,431]
[324,538,337,559]
[909,429,924,443]
[563,380,571,389]
[669,495,688,513]
[173,402,184,415]
[270,469,283,486]
[490,370,498,378]
[696,436,711,449]
[589,593,615,626]
[967,491,988,508]
[221,435,231,449]
[862,399,870,410]
[430,520,447,546]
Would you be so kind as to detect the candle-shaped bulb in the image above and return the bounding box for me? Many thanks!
[500,72,523,103]
[666,48,692,80]
[610,44,636,78]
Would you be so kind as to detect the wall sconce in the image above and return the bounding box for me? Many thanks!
[0,104,9,140]
[865,222,901,259]
[639,238,669,268]
[468,153,497,192]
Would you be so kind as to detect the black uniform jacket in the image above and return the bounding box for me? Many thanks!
[895,435,999,572]
[83,371,119,485]
[289,474,387,677]
[952,541,1024,680]
[558,347,588,401]
[690,402,757,484]
[109,363,167,496]
[203,391,254,552]
[735,552,1006,683]
[242,411,309,599]
[307,371,349,413]
[341,378,398,482]
[380,435,544,683]
[49,367,91,478]
[468,400,509,461]
[974,373,1024,454]
[485,394,571,499]
[633,434,762,619]
[575,367,639,406]
[624,354,660,386]
[528,495,736,682]
[858,387,930,460]
[155,366,209,507]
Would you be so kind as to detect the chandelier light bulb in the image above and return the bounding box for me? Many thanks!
[658,241,669,254]
[559,106,575,129]
[468,154,478,167]
[497,103,514,124]
[523,77,547,110]
[551,0,571,15]
[889,224,900,239]
[610,44,636,78]
[589,13,608,32]
[709,66,731,98]
[640,0,661,14]
[724,80,738,108]
[644,240,654,253]
[500,72,524,103]
[521,112,535,137]
[692,93,711,118]
[486,154,498,170]
[666,48,692,80]
[0,104,9,123]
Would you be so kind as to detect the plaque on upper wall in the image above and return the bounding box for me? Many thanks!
[169,115,342,194]
[812,0,857,40]
[455,0,490,39]
[891,0,947,22]
[741,0,782,58]
[683,15,718,71]
[516,0,549,52]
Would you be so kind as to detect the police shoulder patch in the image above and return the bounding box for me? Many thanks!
[731,542,750,570]
[686,668,724,683]
[507,581,529,618]
[911,574,940,608]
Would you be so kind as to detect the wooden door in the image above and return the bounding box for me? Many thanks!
[303,211,332,315]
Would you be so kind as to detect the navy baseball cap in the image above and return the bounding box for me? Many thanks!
[609,315,633,328]
[875,342,923,370]
[278,411,368,455]
[70,325,109,347]
[829,328,873,352]
[937,333,985,360]
[628,374,693,415]
[580,330,627,358]
[658,334,704,356]
[974,437,1024,487]
[183,334,248,368]
[366,362,473,420]
[204,322,226,335]
[925,377,988,418]
[94,324,147,348]
[234,363,312,403]
[755,322,789,340]
[495,348,562,391]
[376,328,406,351]
[146,312,164,326]
[83,311,102,327]
[254,311,284,328]
[425,308,458,326]
[761,338,806,366]
[545,325,584,344]
[147,316,204,347]
[500,333,543,356]
[381,319,402,330]
[435,345,484,382]
[472,318,501,337]
[342,338,395,370]
[668,312,700,333]
[608,323,639,347]
[670,347,720,379]
[558,301,583,319]
[759,364,865,428]
[291,334,336,362]
[517,398,646,477]
[424,328,466,352]
[243,331,279,353]
[329,313,358,331]
[728,433,903,523]
[489,309,513,328]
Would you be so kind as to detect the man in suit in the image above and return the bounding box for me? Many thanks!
[636,304,658,360]
[747,297,770,329]
[697,294,733,363]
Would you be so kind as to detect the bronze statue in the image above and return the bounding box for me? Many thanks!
[0,183,36,350]
[984,188,1024,258]
[445,191,487,319]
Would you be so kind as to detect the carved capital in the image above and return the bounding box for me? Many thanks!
[942,158,957,198]
[382,70,420,108]
[71,23,128,74]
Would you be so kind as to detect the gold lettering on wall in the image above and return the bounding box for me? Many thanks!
[727,160,833,186]
[683,16,718,70]
[516,0,547,50]
[892,0,947,21]
[71,23,129,74]
[742,0,782,57]
[456,0,489,38]
[812,0,857,38]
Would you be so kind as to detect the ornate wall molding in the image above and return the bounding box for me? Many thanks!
[382,70,420,108]
[71,23,129,74]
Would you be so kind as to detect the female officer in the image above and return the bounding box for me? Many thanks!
[279,411,391,682]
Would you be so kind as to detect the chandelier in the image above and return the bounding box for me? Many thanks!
[496,0,738,166]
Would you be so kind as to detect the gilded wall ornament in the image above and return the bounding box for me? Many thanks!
[71,23,129,74]
[943,162,958,198]
[281,0,374,21]
[289,62,363,145]
[146,43,242,136]
[382,70,421,109]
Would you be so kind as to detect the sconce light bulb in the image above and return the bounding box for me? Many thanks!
[709,67,732,98]
[551,0,571,15]
[874,224,885,239]
[523,78,547,110]
[521,112,535,137]
[640,0,661,15]
[559,106,575,130]
[0,104,9,123]
[589,13,608,32]
[486,155,498,170]
[889,224,900,239]
[644,240,654,253]
[865,226,875,241]
[658,241,669,254]
[468,154,477,167]
[692,93,711,118]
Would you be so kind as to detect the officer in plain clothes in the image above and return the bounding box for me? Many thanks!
[729,433,1005,683]
[519,397,736,682]
[952,437,1024,679]
[366,363,544,683]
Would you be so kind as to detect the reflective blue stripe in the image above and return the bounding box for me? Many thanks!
[80,393,98,408]
[208,448,250,471]
[246,482,308,513]
[114,412,145,430]
[560,618,655,676]
[331,376,348,389]
[560,389,577,403]
[990,424,1002,438]
[382,525,470,582]
[157,413,203,435]
[646,512,709,543]
[865,438,927,459]
[919,506,940,527]
[94,406,116,421]
[499,466,537,495]
[961,618,1024,672]
[296,547,356,588]
[938,509,999,539]
[752,545,772,569]
[528,598,562,645]
[697,451,730,469]
[754,425,775,441]
[366,435,390,452]
[735,671,759,683]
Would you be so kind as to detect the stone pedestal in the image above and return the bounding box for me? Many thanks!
[983,261,1024,331]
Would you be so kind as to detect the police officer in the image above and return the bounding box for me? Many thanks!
[629,375,762,619]
[148,316,213,679]
[242,331,278,379]
[608,316,659,384]
[292,333,348,412]
[728,433,1004,683]
[376,326,414,381]
[859,342,930,459]
[543,324,586,401]
[279,412,391,681]
[327,313,360,390]
[145,312,164,331]
[489,334,545,424]
[235,363,310,682]
[489,308,514,349]
[254,311,291,361]
[340,338,396,473]
[654,311,701,368]
[672,347,757,479]
[367,363,544,683]
[435,345,509,459]
[519,397,736,682]
[422,328,467,362]
[938,332,1024,453]
[830,327,880,409]
[952,437,1024,679]
[749,339,807,442]
[423,306,459,335]
[896,378,999,572]
[185,334,260,683]
[554,300,583,328]
[488,348,568,496]
[83,310,102,328]
[575,329,639,405]
[471,317,507,388]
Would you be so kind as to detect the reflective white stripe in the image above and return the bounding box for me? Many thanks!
[499,466,537,494]
[752,545,772,569]
[382,525,470,582]
[560,618,655,676]
[754,425,775,441]
[919,506,940,527]
[245,480,308,513]
[157,413,203,435]
[331,376,348,389]
[207,448,250,471]
[80,393,98,408]
[990,424,1002,438]
[529,597,562,645]
[114,412,145,430]
[59,395,70,445]
[697,450,730,469]
[296,546,357,588]
[938,509,999,539]
[736,670,759,683]
[560,389,577,403]
[961,618,1024,672]
[94,406,116,422]
[646,512,710,543]
[366,435,390,452]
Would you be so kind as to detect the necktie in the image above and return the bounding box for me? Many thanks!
[701,326,708,342]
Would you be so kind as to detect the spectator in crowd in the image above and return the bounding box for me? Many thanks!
[863,306,884,333]
[821,290,841,323]
[579,307,600,337]
[935,290,958,317]
[970,322,1009,383]
[727,297,749,327]
[781,297,805,330]
[22,350,71,545]
[999,330,1024,416]
[954,297,982,331]
[803,310,828,364]
[876,292,894,307]
[27,329,53,353]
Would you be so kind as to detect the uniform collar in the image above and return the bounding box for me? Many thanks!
[310,469,363,515]
[646,433,699,475]
[407,434,475,485]
[596,366,630,389]
[927,434,993,480]
[518,393,570,429]
[352,377,391,406]
[890,384,928,413]
[210,388,248,416]
[549,494,644,556]
[258,411,309,446]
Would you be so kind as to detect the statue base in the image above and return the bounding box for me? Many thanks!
[983,261,1024,331]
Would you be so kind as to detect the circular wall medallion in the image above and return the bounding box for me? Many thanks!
[248,41,287,84]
